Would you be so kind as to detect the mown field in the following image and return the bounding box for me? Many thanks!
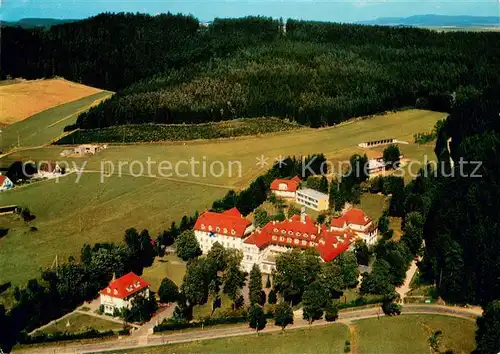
[354,314,476,353]
[0,109,442,286]
[0,78,103,126]
[114,314,475,354]
[37,313,121,335]
[0,173,228,286]
[117,324,349,353]
[0,90,112,150]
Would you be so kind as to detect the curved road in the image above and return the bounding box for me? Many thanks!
[14,304,481,354]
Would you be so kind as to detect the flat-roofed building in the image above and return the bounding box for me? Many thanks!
[295,188,329,211]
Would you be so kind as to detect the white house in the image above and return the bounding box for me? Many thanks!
[270,176,301,198]
[35,162,64,179]
[0,175,14,192]
[99,272,150,315]
[193,208,254,254]
[330,208,378,245]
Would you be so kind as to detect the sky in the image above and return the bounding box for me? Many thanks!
[2,0,499,22]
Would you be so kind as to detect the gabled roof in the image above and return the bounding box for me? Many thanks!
[100,272,149,299]
[0,176,6,184]
[194,208,251,238]
[343,208,372,226]
[315,230,356,262]
[244,214,356,262]
[331,208,372,228]
[222,207,242,218]
[270,178,300,192]
[290,176,302,183]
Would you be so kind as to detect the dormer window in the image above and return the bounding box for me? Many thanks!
[296,232,301,237]
[288,230,293,235]
[223,228,228,234]
[273,228,279,233]
[301,240,307,246]
[201,224,206,230]
[311,235,316,240]
[279,236,285,241]
[208,225,213,231]
[113,289,118,295]
[287,238,292,243]
[281,230,286,234]
[294,239,299,245]
[216,227,220,232]
[231,229,236,235]
[107,288,111,294]
[272,235,277,241]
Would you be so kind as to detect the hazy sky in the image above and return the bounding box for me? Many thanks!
[2,0,499,22]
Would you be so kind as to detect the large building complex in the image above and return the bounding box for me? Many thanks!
[193,206,377,274]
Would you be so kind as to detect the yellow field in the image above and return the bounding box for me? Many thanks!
[0,78,103,125]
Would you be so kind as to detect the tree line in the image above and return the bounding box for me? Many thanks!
[3,14,499,133]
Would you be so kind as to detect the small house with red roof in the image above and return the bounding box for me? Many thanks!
[270,176,301,198]
[99,272,150,315]
[0,175,14,192]
[194,207,254,254]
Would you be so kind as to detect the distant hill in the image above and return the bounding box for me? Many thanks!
[358,15,500,27]
[3,18,79,28]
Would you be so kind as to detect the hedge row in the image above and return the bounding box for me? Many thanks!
[20,328,115,344]
[55,118,301,144]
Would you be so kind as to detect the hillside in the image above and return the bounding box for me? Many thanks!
[3,15,500,136]
[3,18,78,28]
[358,15,500,27]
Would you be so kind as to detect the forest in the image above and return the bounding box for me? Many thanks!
[2,14,500,131]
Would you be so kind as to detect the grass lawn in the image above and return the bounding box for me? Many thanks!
[116,324,349,353]
[38,313,122,334]
[2,109,444,188]
[0,173,227,286]
[354,314,476,354]
[355,193,387,221]
[0,109,442,287]
[193,293,235,320]
[141,254,187,291]
[1,91,112,150]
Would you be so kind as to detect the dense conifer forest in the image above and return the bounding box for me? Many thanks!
[2,14,500,130]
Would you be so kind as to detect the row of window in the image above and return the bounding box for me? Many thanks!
[200,237,239,250]
[200,224,237,235]
[271,228,317,239]
[271,235,315,247]
[297,198,318,208]
[296,193,320,203]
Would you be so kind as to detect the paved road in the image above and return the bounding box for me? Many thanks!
[14,304,481,354]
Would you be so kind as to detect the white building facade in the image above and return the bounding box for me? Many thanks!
[99,272,150,315]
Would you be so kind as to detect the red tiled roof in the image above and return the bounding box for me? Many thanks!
[194,208,251,238]
[0,176,6,184]
[290,176,302,183]
[100,272,149,299]
[270,178,299,192]
[315,230,356,262]
[343,208,371,226]
[222,207,242,218]
[244,214,355,262]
